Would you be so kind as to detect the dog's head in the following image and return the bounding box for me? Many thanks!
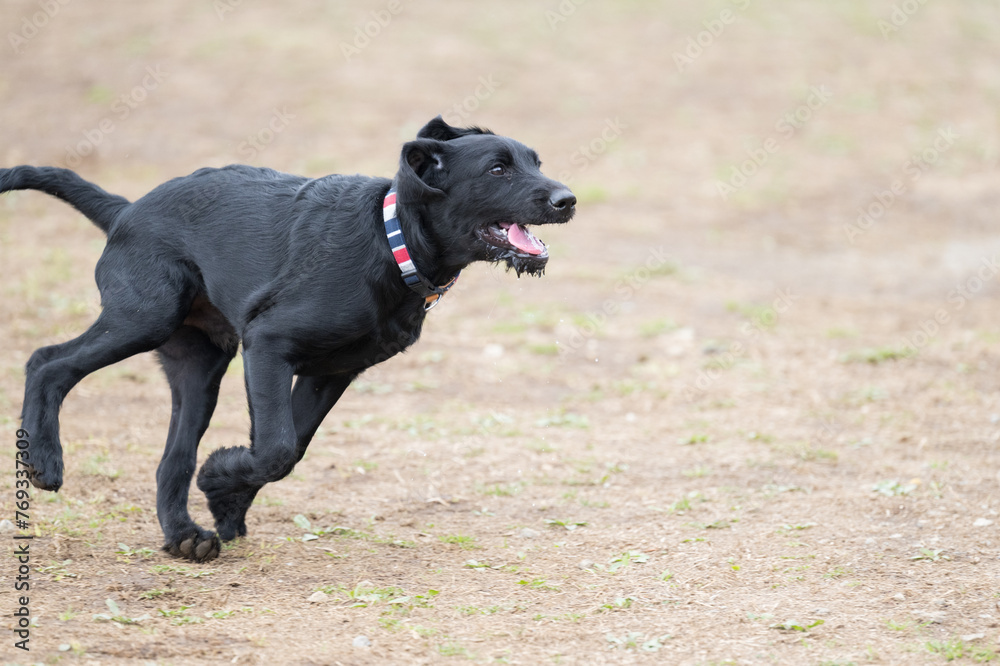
[395,117,575,277]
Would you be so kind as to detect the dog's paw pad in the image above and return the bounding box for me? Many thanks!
[194,538,217,560]
[178,537,195,557]
[27,463,63,492]
[164,531,220,562]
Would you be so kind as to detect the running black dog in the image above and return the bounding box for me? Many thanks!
[2,117,575,561]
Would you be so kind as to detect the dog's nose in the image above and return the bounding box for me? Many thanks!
[548,188,576,211]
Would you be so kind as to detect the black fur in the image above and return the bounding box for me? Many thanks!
[1,117,574,561]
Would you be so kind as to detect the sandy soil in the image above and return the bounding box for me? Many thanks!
[2,1,1000,664]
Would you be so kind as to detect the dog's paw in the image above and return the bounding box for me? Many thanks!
[207,490,253,541]
[163,528,220,562]
[198,455,256,541]
[26,455,63,492]
[215,516,247,542]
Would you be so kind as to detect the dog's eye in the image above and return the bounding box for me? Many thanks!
[489,165,507,176]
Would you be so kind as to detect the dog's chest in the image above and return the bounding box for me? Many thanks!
[292,302,426,376]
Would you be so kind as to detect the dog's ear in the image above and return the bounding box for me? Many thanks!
[417,116,493,142]
[396,138,448,203]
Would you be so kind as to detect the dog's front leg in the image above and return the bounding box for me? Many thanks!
[196,339,297,541]
[291,373,356,462]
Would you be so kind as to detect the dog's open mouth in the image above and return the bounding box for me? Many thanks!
[477,222,549,277]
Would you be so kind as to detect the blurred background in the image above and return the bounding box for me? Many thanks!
[4,1,1000,663]
[3,1,998,298]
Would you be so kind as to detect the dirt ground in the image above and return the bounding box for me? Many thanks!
[3,1,1000,664]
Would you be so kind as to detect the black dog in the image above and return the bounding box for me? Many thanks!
[2,117,575,561]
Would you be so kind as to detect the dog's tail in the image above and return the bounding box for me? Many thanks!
[0,166,130,234]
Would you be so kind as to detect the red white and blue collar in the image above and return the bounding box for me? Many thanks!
[383,189,459,310]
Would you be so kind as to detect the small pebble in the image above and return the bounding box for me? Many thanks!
[307,591,329,604]
[0,519,15,534]
[962,633,986,642]
[914,610,946,624]
[483,344,504,358]
[701,342,725,355]
[353,635,372,649]
[974,518,994,527]
[578,559,596,570]
[892,593,905,601]
[519,528,540,539]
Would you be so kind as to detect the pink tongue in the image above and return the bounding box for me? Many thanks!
[506,223,545,255]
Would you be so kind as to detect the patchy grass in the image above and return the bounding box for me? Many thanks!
[839,346,915,364]
[438,534,478,550]
[925,638,998,662]
[873,479,918,496]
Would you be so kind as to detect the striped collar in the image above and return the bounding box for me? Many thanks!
[382,189,460,310]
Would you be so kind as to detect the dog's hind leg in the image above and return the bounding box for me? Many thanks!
[155,326,235,562]
[21,254,193,491]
